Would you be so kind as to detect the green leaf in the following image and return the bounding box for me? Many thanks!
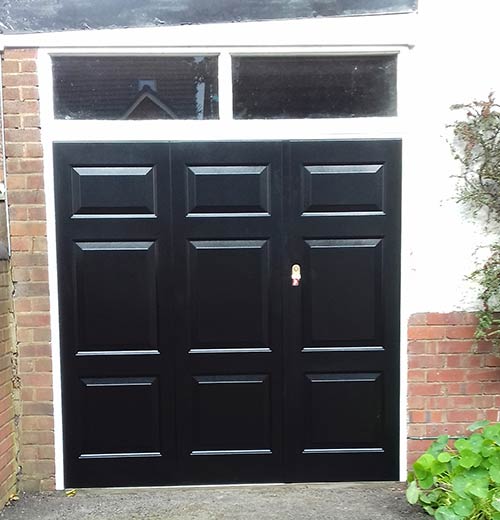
[428,436,450,457]
[458,450,482,469]
[490,465,500,484]
[481,442,496,458]
[485,424,500,443]
[492,493,500,512]
[489,453,500,468]
[454,438,469,453]
[435,506,462,520]
[414,453,435,484]
[466,478,489,499]
[451,475,468,498]
[406,480,420,505]
[419,493,432,505]
[438,452,452,463]
[468,433,484,453]
[419,489,442,506]
[436,434,450,445]
[415,453,436,471]
[431,460,448,476]
[419,474,435,490]
[424,505,437,516]
[452,497,474,517]
[449,457,462,473]
[467,420,490,432]
[467,467,489,480]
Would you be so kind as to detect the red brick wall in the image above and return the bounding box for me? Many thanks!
[1,49,54,492]
[407,312,500,467]
[0,260,18,506]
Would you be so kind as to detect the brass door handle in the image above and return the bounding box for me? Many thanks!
[291,264,301,286]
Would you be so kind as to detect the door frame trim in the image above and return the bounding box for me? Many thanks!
[38,42,411,490]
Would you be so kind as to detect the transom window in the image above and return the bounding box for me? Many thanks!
[52,56,219,120]
[52,54,397,121]
[233,55,397,119]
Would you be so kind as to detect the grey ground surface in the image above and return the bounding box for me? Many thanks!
[0,482,427,520]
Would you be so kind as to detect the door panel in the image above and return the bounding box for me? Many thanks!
[186,165,270,215]
[55,140,400,487]
[285,140,401,481]
[304,372,384,450]
[191,374,272,454]
[55,143,174,487]
[171,142,284,484]
[70,166,157,217]
[301,163,384,214]
[79,376,161,457]
[188,240,270,350]
[302,238,383,347]
[74,241,158,353]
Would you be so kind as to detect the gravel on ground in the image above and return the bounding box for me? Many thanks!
[0,482,428,520]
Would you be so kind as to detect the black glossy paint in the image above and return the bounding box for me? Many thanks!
[1,0,417,34]
[54,140,401,487]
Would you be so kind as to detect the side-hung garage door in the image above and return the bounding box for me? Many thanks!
[54,140,401,487]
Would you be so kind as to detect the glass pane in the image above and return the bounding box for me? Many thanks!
[53,56,219,120]
[233,55,397,119]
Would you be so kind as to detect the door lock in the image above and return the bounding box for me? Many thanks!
[291,264,301,287]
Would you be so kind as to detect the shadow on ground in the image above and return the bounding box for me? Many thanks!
[0,482,428,520]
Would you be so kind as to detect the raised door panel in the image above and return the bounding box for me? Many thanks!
[79,377,161,458]
[303,372,384,451]
[302,164,384,215]
[187,240,270,351]
[74,241,158,353]
[71,166,157,217]
[186,165,270,216]
[191,374,272,455]
[302,238,383,349]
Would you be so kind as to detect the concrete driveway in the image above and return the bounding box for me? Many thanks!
[0,482,427,520]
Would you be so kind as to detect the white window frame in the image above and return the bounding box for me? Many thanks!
[29,13,416,490]
[41,46,408,141]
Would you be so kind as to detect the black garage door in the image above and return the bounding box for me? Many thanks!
[54,140,401,487]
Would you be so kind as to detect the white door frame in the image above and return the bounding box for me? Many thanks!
[30,14,416,489]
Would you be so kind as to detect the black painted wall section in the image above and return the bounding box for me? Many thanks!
[0,0,417,34]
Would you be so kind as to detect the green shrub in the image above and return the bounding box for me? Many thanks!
[450,94,500,347]
[407,421,500,520]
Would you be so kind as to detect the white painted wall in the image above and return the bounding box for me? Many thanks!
[4,1,493,316]
[397,0,500,478]
[0,6,495,315]
[403,0,500,314]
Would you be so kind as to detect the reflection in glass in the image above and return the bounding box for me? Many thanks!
[53,56,219,120]
[233,55,397,119]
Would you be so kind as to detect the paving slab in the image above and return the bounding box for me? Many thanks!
[0,482,427,520]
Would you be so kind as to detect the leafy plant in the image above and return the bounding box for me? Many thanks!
[469,245,500,344]
[407,421,500,520]
[450,93,500,345]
